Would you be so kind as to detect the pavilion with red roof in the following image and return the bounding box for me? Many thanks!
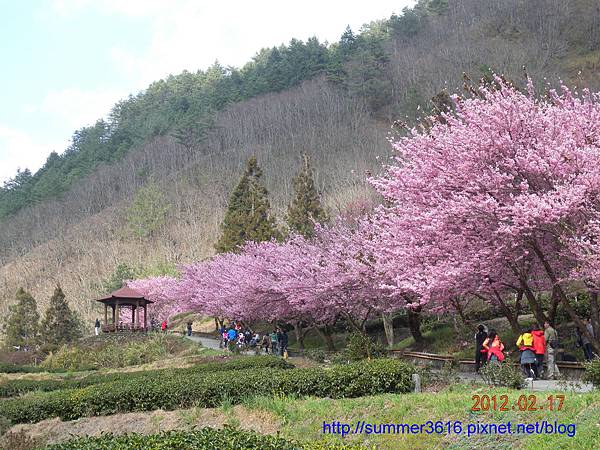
[96,286,153,332]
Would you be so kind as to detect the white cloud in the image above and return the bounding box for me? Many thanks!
[38,87,126,130]
[5,0,415,183]
[0,126,65,183]
[54,0,416,87]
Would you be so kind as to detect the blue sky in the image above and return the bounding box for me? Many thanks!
[0,0,414,183]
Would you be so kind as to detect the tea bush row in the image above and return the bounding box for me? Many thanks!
[0,359,414,424]
[0,362,80,374]
[44,428,366,450]
[0,356,292,397]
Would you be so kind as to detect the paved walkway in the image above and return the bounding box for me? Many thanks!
[185,334,222,350]
[185,334,257,355]
[445,371,594,393]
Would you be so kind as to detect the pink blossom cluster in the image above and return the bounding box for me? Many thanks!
[129,79,600,347]
[129,221,396,328]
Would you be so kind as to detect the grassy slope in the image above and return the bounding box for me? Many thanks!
[243,385,600,449]
[6,383,598,449]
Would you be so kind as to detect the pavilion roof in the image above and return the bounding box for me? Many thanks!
[96,286,154,304]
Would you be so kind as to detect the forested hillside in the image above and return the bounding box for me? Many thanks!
[2,0,600,324]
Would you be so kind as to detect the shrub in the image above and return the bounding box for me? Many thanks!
[305,349,326,363]
[41,333,195,371]
[344,332,385,361]
[0,362,72,374]
[330,352,350,365]
[583,359,600,387]
[0,356,292,398]
[44,428,364,450]
[479,363,525,389]
[0,359,414,424]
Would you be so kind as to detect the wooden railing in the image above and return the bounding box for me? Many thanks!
[101,324,147,333]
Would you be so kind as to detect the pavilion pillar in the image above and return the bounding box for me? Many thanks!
[131,305,136,326]
[111,305,116,325]
[104,304,108,325]
[143,304,147,330]
[136,301,140,327]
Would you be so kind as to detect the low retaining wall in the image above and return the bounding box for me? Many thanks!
[390,350,586,380]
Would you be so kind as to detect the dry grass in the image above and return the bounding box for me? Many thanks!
[2,405,280,448]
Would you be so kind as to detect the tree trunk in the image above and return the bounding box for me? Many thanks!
[517,278,548,326]
[382,312,395,348]
[315,325,335,351]
[490,290,520,334]
[548,287,561,325]
[590,291,600,339]
[407,308,424,345]
[293,321,305,351]
[531,240,600,353]
[450,296,469,327]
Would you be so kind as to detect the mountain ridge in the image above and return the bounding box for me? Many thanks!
[2,0,600,326]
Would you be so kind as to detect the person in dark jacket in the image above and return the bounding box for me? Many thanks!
[95,318,101,336]
[186,321,193,337]
[474,324,488,372]
[581,318,595,361]
[278,328,289,357]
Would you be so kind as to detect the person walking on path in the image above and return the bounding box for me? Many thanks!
[227,327,237,352]
[517,327,537,379]
[161,319,168,333]
[475,324,488,372]
[186,321,193,337]
[95,318,101,336]
[278,328,289,357]
[532,326,546,378]
[544,321,560,379]
[221,329,228,349]
[581,318,595,361]
[270,330,279,355]
[261,334,271,354]
[482,329,505,363]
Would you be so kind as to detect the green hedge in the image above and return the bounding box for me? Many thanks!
[583,359,600,387]
[0,356,291,398]
[0,362,83,374]
[0,359,414,424]
[44,428,365,449]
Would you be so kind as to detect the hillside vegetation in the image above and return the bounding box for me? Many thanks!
[2,0,600,323]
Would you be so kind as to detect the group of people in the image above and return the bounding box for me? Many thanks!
[220,322,289,357]
[475,321,561,380]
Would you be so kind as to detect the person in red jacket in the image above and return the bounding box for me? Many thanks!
[532,327,546,379]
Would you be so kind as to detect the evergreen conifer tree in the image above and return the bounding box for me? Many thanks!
[126,182,171,238]
[215,156,280,253]
[4,288,39,350]
[286,154,328,237]
[40,285,81,347]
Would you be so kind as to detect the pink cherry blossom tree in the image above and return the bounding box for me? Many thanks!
[371,78,600,350]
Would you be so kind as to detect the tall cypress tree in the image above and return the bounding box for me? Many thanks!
[40,285,81,347]
[286,154,328,237]
[215,156,280,253]
[4,288,40,350]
